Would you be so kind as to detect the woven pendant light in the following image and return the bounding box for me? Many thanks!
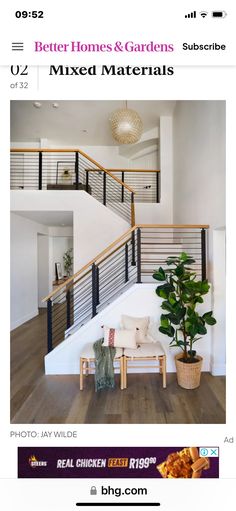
[110,101,143,144]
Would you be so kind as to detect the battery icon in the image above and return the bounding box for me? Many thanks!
[212,11,227,18]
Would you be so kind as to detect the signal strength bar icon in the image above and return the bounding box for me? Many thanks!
[185,11,196,18]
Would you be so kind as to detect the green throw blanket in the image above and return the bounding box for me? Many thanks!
[93,338,116,391]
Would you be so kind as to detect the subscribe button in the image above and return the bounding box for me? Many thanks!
[183,42,226,51]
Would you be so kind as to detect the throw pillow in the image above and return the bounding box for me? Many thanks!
[121,315,150,344]
[103,326,137,349]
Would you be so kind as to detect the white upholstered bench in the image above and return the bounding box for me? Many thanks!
[123,341,166,389]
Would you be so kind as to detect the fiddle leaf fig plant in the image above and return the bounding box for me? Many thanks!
[153,252,216,363]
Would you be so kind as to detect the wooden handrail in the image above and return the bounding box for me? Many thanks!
[136,224,209,229]
[131,203,135,227]
[108,169,160,173]
[42,223,209,302]
[42,226,136,302]
[10,147,135,194]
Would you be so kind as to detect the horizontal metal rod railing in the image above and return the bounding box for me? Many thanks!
[42,226,136,302]
[10,148,135,224]
[10,147,134,192]
[44,224,209,353]
[108,169,160,203]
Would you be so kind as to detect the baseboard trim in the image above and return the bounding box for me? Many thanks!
[11,309,39,330]
[211,363,226,376]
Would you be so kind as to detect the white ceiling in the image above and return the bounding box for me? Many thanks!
[10,100,176,146]
[13,211,73,227]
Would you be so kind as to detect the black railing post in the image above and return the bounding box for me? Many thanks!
[96,266,100,305]
[121,171,125,203]
[125,243,129,282]
[38,151,42,190]
[86,170,89,193]
[103,172,106,205]
[75,151,79,189]
[201,228,206,281]
[156,171,159,203]
[66,289,71,330]
[47,298,53,353]
[137,228,142,283]
[92,263,97,317]
[131,230,136,266]
[131,191,135,226]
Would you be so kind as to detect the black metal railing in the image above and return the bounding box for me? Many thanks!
[10,149,134,224]
[44,225,208,353]
[109,169,160,203]
[45,228,138,352]
[139,225,206,283]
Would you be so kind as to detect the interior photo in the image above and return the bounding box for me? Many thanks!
[10,100,226,424]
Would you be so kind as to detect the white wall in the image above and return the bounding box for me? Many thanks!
[135,116,174,225]
[211,228,226,375]
[159,116,173,222]
[172,102,226,375]
[11,213,48,329]
[79,145,129,168]
[11,191,130,271]
[37,234,51,308]
[173,101,225,269]
[82,127,173,225]
[132,117,173,225]
[11,214,75,327]
[45,284,216,375]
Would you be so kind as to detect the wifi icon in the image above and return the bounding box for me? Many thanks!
[200,11,208,18]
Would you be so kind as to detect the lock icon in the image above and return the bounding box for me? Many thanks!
[90,486,97,496]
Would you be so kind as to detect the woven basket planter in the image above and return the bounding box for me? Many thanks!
[175,353,203,389]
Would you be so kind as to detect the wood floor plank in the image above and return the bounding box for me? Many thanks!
[11,312,226,424]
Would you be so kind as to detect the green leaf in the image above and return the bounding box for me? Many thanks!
[159,325,175,338]
[185,321,192,332]
[197,323,207,335]
[153,267,166,281]
[169,293,177,305]
[166,256,180,266]
[161,301,175,313]
[180,252,188,262]
[156,282,175,299]
[188,323,199,338]
[166,313,180,325]
[179,252,196,265]
[160,314,170,328]
[202,311,217,325]
[175,264,184,277]
[193,296,204,304]
[182,273,196,281]
[197,280,210,295]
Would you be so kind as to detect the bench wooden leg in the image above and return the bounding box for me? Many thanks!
[123,356,127,389]
[159,355,166,388]
[120,357,124,390]
[80,358,84,391]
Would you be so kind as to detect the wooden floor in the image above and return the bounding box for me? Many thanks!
[11,311,226,424]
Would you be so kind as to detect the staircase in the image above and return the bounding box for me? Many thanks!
[10,148,208,355]
[42,224,208,353]
[10,147,162,224]
[10,148,137,224]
